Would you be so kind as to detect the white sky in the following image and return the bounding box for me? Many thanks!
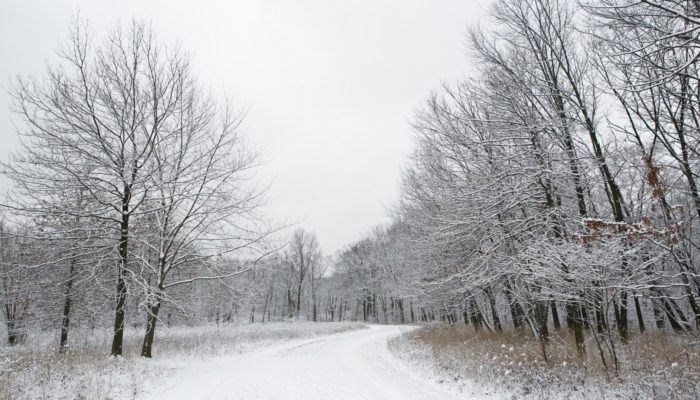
[0,0,491,254]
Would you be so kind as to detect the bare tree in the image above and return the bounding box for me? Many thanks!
[309,255,329,322]
[136,81,270,357]
[3,19,214,356]
[287,229,321,319]
[0,221,36,346]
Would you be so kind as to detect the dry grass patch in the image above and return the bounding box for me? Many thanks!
[389,324,700,399]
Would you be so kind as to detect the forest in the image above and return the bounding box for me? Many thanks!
[1,0,700,398]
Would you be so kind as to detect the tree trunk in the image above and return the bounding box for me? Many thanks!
[566,301,586,357]
[140,300,161,358]
[633,293,646,334]
[679,273,700,330]
[486,287,502,332]
[617,291,629,342]
[504,280,524,330]
[111,192,131,357]
[469,299,485,331]
[373,293,379,323]
[534,301,550,362]
[535,301,550,344]
[296,281,303,318]
[652,297,666,330]
[111,267,128,356]
[662,297,691,333]
[381,296,388,324]
[550,300,561,330]
[673,88,700,222]
[262,288,271,323]
[5,318,25,346]
[59,257,77,353]
[581,304,591,330]
[593,288,608,334]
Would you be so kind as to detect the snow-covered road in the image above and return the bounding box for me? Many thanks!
[149,325,461,400]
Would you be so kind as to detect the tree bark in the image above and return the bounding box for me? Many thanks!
[566,301,586,357]
[486,287,502,332]
[617,291,629,342]
[534,301,550,363]
[58,257,77,353]
[111,189,131,357]
[141,299,161,358]
[550,299,561,330]
[633,293,646,334]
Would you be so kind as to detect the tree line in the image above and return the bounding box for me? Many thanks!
[302,0,700,369]
[3,0,700,367]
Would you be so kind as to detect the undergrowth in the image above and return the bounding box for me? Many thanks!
[389,324,700,399]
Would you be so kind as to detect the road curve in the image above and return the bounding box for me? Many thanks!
[149,325,460,400]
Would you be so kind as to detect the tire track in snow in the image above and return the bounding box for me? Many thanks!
[148,325,461,400]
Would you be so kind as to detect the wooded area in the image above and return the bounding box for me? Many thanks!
[2,0,700,371]
[251,0,700,370]
[345,0,700,368]
[0,20,272,358]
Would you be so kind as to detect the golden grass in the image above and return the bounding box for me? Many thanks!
[389,324,700,399]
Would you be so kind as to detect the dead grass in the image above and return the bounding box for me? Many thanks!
[389,324,700,399]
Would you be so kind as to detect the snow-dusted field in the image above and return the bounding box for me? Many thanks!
[148,324,465,400]
[0,321,366,399]
[2,322,506,400]
[390,324,700,400]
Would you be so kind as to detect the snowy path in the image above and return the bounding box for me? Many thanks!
[148,325,461,400]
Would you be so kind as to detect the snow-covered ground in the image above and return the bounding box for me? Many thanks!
[144,325,474,400]
[5,322,519,399]
[1,321,366,399]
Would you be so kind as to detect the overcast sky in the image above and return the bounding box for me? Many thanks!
[0,0,491,254]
